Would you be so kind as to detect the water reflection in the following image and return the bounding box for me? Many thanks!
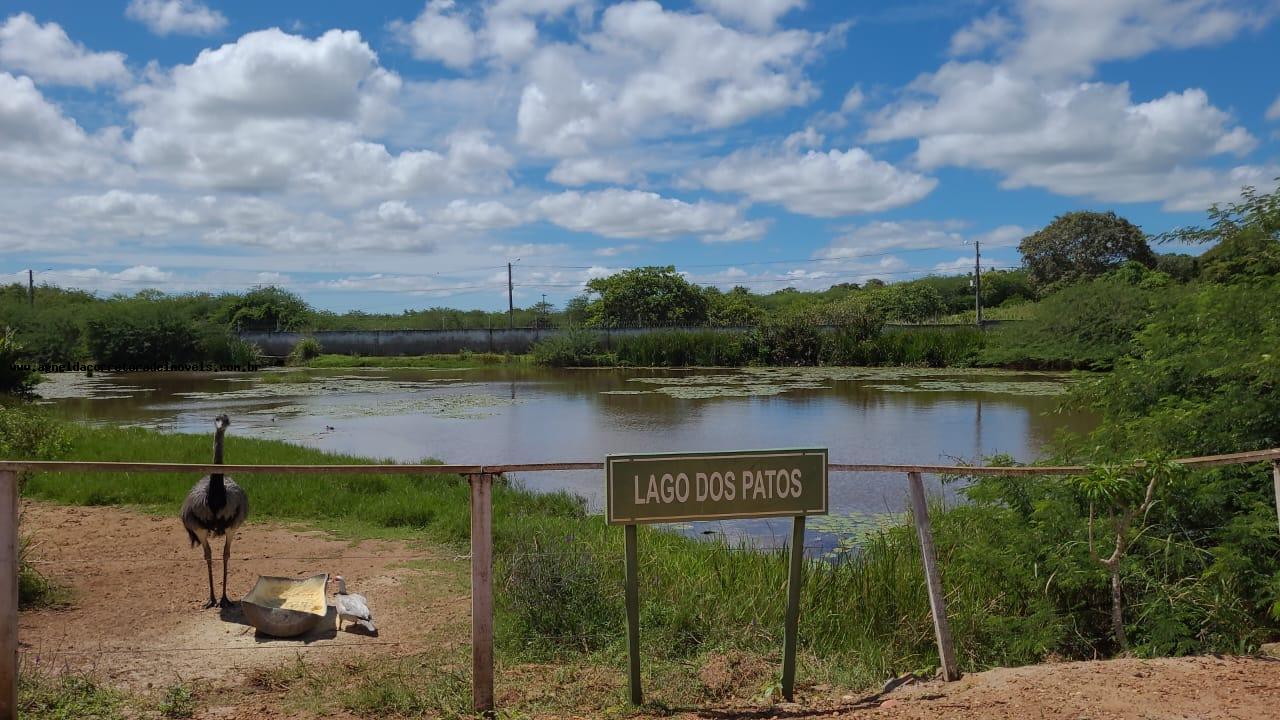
[38,366,1094,547]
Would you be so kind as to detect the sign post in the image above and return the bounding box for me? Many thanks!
[607,449,828,704]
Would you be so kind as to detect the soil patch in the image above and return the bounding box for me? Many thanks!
[676,655,1280,720]
[18,501,469,690]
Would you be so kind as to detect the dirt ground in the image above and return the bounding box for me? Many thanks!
[20,502,1280,719]
[18,500,469,690]
[784,655,1280,720]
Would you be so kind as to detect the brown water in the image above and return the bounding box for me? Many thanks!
[37,366,1095,546]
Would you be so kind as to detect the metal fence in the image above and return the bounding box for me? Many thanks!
[3,447,1279,719]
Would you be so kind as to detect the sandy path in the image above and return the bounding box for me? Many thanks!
[18,501,470,689]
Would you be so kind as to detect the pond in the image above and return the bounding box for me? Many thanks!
[37,365,1096,550]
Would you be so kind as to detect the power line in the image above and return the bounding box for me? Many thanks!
[520,242,1022,271]
[513,265,1021,289]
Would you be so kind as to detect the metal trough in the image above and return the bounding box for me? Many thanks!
[241,573,329,638]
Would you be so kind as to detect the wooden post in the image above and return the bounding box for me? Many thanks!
[906,472,959,681]
[469,473,495,716]
[624,523,642,705]
[780,515,806,701]
[1272,461,1280,538]
[0,471,16,720]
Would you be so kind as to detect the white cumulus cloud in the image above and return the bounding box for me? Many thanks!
[126,0,228,37]
[516,1,827,156]
[0,13,129,87]
[696,145,936,217]
[535,188,765,242]
[868,0,1271,210]
[124,28,513,202]
[693,0,806,30]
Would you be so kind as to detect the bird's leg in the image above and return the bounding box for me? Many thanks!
[219,534,233,608]
[202,540,216,609]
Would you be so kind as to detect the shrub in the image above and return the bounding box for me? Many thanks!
[0,404,69,459]
[978,271,1181,370]
[84,303,201,368]
[748,316,821,365]
[198,325,263,368]
[287,336,323,365]
[499,533,620,655]
[0,328,39,396]
[530,330,612,367]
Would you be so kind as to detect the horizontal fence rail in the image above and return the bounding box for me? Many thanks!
[5,446,1280,719]
[5,447,1280,476]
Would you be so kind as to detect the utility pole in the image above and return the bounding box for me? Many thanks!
[973,239,982,326]
[507,262,514,329]
[27,269,33,309]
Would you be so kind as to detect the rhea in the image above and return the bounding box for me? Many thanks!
[180,414,249,608]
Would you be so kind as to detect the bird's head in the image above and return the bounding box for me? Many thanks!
[331,575,347,593]
[214,414,231,432]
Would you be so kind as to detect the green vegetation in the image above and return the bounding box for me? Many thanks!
[286,336,323,365]
[9,184,1280,713]
[0,329,39,395]
[1019,210,1156,293]
[977,265,1185,370]
[304,351,522,369]
[532,324,984,368]
[19,670,126,720]
[583,265,711,327]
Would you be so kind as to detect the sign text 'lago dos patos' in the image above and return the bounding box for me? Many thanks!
[608,448,828,706]
[606,448,828,524]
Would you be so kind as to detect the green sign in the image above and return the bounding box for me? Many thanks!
[606,448,828,525]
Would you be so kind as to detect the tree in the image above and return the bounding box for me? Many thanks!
[220,286,310,331]
[1159,184,1280,283]
[705,286,764,326]
[563,294,591,326]
[1073,459,1184,650]
[584,266,708,328]
[0,328,39,396]
[1154,253,1198,282]
[869,284,946,323]
[1019,211,1156,293]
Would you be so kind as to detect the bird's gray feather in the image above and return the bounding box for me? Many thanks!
[180,475,248,544]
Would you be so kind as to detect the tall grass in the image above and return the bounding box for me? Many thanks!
[496,502,1060,687]
[613,330,748,367]
[21,422,585,546]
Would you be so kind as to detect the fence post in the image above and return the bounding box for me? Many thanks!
[468,472,495,716]
[780,515,805,701]
[0,470,15,720]
[1273,462,1280,539]
[906,472,959,681]
[623,523,642,705]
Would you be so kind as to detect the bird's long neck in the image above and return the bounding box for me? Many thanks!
[212,427,225,483]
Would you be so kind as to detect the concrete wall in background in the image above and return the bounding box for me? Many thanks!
[239,322,1016,358]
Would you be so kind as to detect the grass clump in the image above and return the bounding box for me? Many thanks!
[530,329,615,367]
[19,669,126,720]
[252,653,471,719]
[156,684,196,719]
[19,536,70,609]
[286,336,323,365]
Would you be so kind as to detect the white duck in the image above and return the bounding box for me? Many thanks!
[331,575,377,634]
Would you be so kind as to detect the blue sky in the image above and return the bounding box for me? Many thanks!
[1,0,1277,312]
